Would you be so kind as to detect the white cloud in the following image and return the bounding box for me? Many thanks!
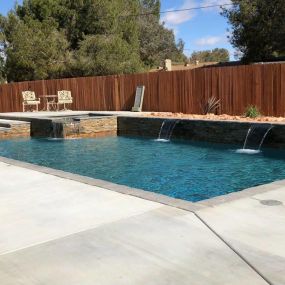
[161,0,196,26]
[202,0,232,6]
[162,10,193,26]
[201,0,232,11]
[195,35,224,46]
[161,0,232,28]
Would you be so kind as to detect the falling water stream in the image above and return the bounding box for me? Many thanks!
[155,120,178,142]
[50,121,63,139]
[236,124,273,154]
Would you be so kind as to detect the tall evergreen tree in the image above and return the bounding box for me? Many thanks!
[0,15,6,83]
[138,0,186,67]
[0,56,5,83]
[140,0,160,17]
[1,0,186,81]
[222,0,285,62]
[2,15,69,82]
[17,0,143,77]
[17,0,142,50]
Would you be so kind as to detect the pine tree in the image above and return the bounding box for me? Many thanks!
[222,0,285,62]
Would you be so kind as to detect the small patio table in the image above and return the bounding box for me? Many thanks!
[39,95,58,111]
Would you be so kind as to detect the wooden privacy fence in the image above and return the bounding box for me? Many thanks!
[0,63,285,116]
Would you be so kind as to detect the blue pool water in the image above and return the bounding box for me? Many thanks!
[0,136,284,202]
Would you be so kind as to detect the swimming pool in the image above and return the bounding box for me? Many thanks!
[0,136,285,202]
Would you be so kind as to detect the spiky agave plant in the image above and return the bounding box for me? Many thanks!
[201,96,221,115]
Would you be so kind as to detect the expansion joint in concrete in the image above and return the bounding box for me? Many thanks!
[194,212,273,285]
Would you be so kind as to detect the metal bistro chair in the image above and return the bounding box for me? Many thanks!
[57,90,73,111]
[22,91,40,112]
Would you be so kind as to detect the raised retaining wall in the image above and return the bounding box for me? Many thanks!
[117,116,285,148]
[31,116,117,138]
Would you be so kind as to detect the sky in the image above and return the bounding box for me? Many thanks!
[161,0,234,59]
[0,0,234,59]
[0,0,20,15]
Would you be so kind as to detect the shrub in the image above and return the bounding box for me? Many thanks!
[201,96,220,115]
[245,105,261,118]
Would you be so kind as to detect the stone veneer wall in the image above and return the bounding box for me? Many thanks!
[31,116,117,138]
[117,116,285,148]
[0,123,30,139]
[64,117,117,138]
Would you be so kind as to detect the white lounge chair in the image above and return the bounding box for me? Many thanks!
[57,90,73,111]
[22,91,40,112]
[131,86,145,112]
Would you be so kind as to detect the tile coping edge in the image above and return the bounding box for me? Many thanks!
[0,155,284,211]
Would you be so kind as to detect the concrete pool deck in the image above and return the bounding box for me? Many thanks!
[0,158,284,284]
[0,110,152,120]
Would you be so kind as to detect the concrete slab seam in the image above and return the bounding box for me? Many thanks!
[194,212,273,285]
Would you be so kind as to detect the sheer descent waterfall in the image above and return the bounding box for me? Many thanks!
[51,121,63,139]
[156,120,178,142]
[237,124,273,154]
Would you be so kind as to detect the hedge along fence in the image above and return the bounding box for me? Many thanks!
[0,63,285,116]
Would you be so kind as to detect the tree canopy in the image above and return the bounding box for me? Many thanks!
[3,15,69,82]
[0,56,5,83]
[190,48,230,63]
[139,14,186,68]
[222,0,285,62]
[140,0,160,18]
[0,0,186,82]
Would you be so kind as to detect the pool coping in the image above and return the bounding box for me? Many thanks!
[1,155,284,212]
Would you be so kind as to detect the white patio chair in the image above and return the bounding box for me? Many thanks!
[57,90,73,111]
[131,86,145,112]
[22,91,40,112]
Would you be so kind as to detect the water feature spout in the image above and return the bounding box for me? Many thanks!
[243,126,253,149]
[156,120,178,142]
[237,124,273,154]
[50,121,63,139]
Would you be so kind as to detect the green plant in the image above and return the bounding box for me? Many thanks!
[222,0,285,62]
[245,105,261,118]
[201,96,221,115]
